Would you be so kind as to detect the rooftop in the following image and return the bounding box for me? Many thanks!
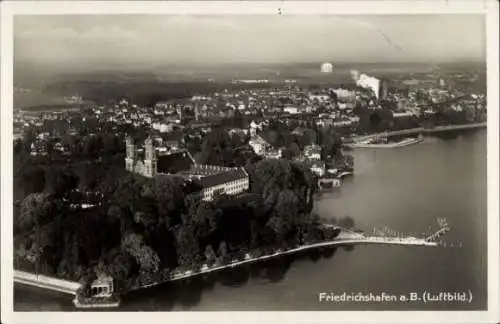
[157,150,195,174]
[198,167,248,189]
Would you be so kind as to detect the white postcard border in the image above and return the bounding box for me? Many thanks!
[1,1,498,324]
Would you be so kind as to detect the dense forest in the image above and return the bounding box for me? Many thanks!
[14,141,338,296]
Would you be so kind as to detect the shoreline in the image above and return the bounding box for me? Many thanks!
[148,235,437,288]
[349,137,424,149]
[351,122,486,144]
[13,233,439,301]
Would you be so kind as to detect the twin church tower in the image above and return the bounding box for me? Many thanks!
[125,136,158,178]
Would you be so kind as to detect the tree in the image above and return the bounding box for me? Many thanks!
[281,148,294,161]
[108,251,139,283]
[369,109,394,133]
[103,134,121,156]
[76,162,100,191]
[82,135,103,158]
[175,219,202,268]
[338,216,355,229]
[107,205,122,224]
[20,165,46,195]
[121,233,160,273]
[204,245,216,265]
[45,167,78,198]
[197,127,245,167]
[46,141,55,159]
[288,143,301,159]
[266,216,285,246]
[17,193,55,232]
[320,128,343,162]
[192,202,217,238]
[134,210,157,230]
[23,129,37,146]
[154,175,187,227]
[217,241,230,264]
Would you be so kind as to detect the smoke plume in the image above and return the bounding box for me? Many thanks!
[350,69,380,99]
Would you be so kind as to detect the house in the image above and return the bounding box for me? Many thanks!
[284,106,299,114]
[248,134,271,156]
[291,127,308,136]
[265,148,282,159]
[152,122,174,133]
[304,144,322,160]
[309,94,330,102]
[310,161,326,177]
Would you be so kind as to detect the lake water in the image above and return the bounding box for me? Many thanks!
[14,129,487,311]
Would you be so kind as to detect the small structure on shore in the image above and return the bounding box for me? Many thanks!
[90,275,114,297]
[318,177,342,189]
[73,274,120,309]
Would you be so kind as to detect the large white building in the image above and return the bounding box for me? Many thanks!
[179,165,250,201]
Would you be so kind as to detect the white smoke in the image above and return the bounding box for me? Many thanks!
[350,70,380,99]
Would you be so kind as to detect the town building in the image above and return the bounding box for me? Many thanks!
[179,165,250,201]
[248,134,272,156]
[304,144,322,160]
[310,161,326,177]
[125,137,249,201]
[284,106,300,114]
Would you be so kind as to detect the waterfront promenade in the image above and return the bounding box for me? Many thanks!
[136,232,438,290]
[352,122,486,143]
[14,270,80,295]
[14,232,441,299]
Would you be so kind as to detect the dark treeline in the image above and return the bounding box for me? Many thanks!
[14,152,332,296]
[42,81,279,107]
[196,126,262,167]
[354,105,478,135]
[258,120,350,169]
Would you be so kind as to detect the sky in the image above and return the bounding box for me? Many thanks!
[14,14,486,70]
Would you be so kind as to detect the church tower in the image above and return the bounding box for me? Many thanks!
[143,136,157,178]
[125,136,136,172]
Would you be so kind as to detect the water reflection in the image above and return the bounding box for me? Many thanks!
[121,245,352,311]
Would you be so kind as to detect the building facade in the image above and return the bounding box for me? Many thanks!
[125,136,159,178]
[125,137,250,201]
[180,165,250,201]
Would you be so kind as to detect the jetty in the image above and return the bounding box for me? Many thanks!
[349,137,424,149]
[14,270,80,295]
[351,122,486,145]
